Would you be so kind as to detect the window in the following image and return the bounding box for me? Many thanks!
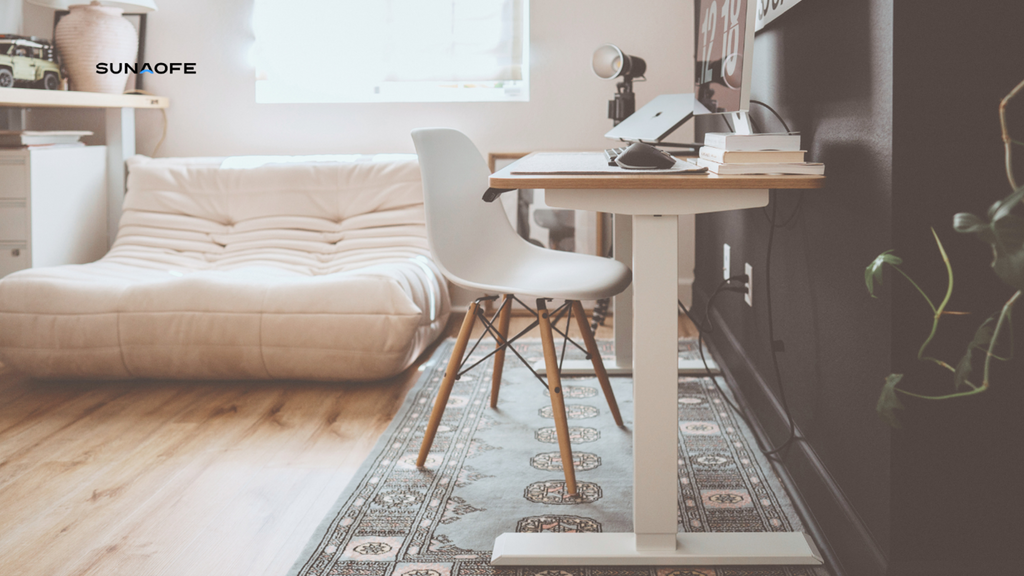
[252,0,529,103]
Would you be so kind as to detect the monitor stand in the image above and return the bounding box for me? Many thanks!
[647,109,755,151]
[729,111,754,135]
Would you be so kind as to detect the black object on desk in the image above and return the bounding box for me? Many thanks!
[606,142,679,170]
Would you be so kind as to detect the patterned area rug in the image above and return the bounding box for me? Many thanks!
[289,339,830,576]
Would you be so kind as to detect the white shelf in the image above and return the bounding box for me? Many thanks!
[0,87,168,109]
[0,87,167,248]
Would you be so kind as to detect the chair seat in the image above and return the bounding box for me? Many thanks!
[446,244,631,301]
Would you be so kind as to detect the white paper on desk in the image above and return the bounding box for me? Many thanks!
[509,152,707,175]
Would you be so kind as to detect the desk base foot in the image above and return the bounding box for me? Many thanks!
[532,358,720,377]
[491,532,823,566]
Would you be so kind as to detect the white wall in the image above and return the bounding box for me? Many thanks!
[21,0,696,306]
[1,1,22,35]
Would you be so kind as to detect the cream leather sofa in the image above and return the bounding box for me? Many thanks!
[0,154,449,381]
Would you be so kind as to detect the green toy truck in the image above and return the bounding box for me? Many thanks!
[0,35,63,90]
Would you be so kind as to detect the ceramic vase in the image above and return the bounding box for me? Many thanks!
[55,2,138,94]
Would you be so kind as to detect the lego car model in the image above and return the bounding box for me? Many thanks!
[0,35,63,90]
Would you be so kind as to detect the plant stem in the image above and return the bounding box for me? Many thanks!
[893,267,936,314]
[903,291,1021,401]
[912,231,955,369]
[898,387,989,401]
[932,228,955,314]
[982,290,1021,389]
[1001,78,1024,190]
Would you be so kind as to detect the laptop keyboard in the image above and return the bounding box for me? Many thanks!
[604,147,628,166]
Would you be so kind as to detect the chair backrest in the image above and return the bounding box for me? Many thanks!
[411,128,527,287]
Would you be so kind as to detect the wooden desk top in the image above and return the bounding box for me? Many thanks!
[490,152,826,190]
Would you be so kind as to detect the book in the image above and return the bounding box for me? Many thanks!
[20,142,86,149]
[0,130,93,147]
[695,157,824,175]
[699,147,806,164]
[703,132,801,151]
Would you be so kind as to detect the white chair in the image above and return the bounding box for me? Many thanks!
[411,128,632,495]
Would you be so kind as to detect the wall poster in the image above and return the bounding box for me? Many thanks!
[755,0,806,31]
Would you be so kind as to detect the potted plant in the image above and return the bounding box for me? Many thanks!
[864,78,1024,427]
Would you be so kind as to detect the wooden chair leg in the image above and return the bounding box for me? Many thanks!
[537,299,578,496]
[489,294,513,408]
[417,302,479,467]
[571,300,624,426]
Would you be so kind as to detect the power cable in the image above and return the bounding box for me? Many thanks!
[680,267,798,457]
[749,100,805,227]
[680,98,803,457]
[761,192,799,455]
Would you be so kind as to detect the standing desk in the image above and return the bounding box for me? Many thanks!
[488,153,826,566]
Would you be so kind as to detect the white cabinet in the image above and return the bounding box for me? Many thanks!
[0,146,107,278]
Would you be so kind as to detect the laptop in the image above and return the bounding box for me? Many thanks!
[604,93,695,144]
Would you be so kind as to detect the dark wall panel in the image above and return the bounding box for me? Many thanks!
[889,2,1024,573]
[694,0,895,570]
[696,0,1024,573]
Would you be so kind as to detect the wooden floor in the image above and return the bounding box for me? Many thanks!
[0,312,697,576]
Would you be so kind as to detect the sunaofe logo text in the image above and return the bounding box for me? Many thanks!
[95,62,196,74]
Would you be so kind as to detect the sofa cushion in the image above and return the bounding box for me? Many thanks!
[0,154,449,381]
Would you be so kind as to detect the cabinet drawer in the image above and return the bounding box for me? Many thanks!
[0,158,28,199]
[0,206,28,241]
[0,245,29,278]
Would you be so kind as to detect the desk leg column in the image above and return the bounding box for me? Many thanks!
[632,214,679,551]
[5,107,26,130]
[105,107,135,248]
[613,214,633,369]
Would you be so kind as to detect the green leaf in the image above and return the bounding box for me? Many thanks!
[953,318,995,389]
[877,373,906,428]
[955,187,1024,291]
[991,213,1024,291]
[988,186,1024,223]
[953,212,995,243]
[953,350,972,390]
[953,212,987,232]
[865,251,902,297]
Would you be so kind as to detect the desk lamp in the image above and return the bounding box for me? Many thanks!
[27,0,157,94]
[591,44,646,126]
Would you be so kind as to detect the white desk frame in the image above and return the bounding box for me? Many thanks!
[532,213,721,377]
[489,161,825,566]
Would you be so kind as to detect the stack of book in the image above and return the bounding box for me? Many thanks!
[0,130,92,149]
[696,132,824,175]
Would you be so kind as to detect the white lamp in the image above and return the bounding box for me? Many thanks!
[591,44,647,125]
[26,0,157,94]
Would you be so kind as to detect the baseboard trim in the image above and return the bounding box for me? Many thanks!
[696,288,888,576]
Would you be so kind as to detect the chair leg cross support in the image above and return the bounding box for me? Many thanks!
[490,294,513,407]
[416,295,624,495]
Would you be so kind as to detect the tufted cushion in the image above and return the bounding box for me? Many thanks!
[0,154,449,381]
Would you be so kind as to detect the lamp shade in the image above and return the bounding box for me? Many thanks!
[592,44,646,81]
[26,0,157,13]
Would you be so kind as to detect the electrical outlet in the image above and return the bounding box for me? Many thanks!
[723,243,731,280]
[744,262,753,306]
